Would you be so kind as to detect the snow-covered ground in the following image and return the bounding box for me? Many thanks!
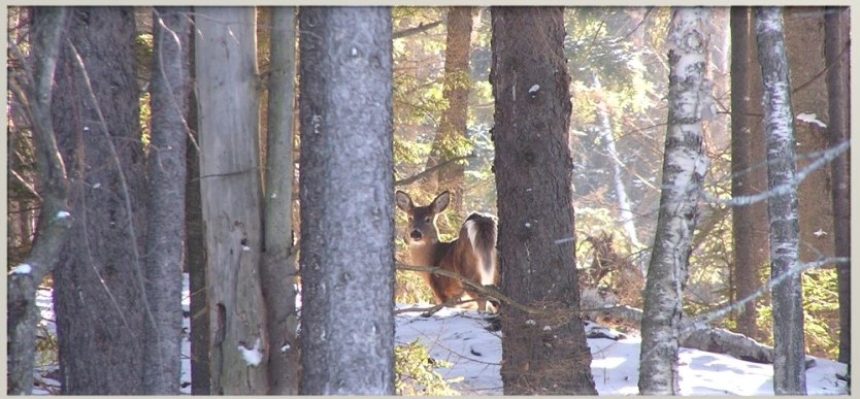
[32,279,848,395]
[396,305,848,395]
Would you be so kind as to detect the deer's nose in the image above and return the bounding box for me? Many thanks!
[410,230,423,240]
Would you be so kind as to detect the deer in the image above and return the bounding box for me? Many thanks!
[395,190,498,312]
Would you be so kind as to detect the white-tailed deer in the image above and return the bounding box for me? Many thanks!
[395,190,498,311]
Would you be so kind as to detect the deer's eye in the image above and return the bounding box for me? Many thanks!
[424,216,431,223]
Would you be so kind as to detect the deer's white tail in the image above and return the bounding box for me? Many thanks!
[463,213,497,286]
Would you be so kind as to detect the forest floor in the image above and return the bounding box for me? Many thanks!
[30,276,848,395]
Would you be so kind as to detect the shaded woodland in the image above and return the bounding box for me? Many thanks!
[5,6,851,395]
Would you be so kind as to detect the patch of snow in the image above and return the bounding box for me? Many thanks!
[528,84,540,95]
[242,245,251,252]
[56,211,71,219]
[797,113,827,128]
[10,263,33,275]
[92,183,101,189]
[813,228,828,238]
[238,338,263,367]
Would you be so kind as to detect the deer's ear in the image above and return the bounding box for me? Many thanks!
[395,191,413,212]
[431,191,450,214]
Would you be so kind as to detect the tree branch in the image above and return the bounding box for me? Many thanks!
[394,153,474,187]
[393,20,442,39]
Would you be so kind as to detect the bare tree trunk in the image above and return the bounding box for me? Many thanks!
[6,7,70,394]
[824,5,850,366]
[298,7,395,395]
[425,6,473,218]
[51,7,148,394]
[195,6,269,394]
[262,6,300,395]
[729,6,768,342]
[755,7,806,394]
[491,7,597,395]
[638,8,709,395]
[184,11,210,395]
[142,6,191,394]
[783,8,835,266]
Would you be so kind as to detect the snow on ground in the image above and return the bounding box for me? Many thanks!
[32,279,848,395]
[395,304,848,396]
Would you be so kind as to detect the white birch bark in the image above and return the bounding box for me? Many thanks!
[638,7,709,395]
[755,7,806,394]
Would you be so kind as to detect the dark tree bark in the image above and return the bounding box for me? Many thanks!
[262,5,300,395]
[51,7,147,394]
[7,7,70,395]
[195,6,268,394]
[298,7,395,395]
[824,5,850,366]
[783,8,835,267]
[142,6,191,394]
[184,11,209,396]
[490,7,597,395]
[638,8,709,395]
[425,6,473,217]
[756,7,806,395]
[729,6,768,341]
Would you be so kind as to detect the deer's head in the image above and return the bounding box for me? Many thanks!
[395,190,450,245]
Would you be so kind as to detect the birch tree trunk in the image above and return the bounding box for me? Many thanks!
[638,8,709,395]
[195,7,269,394]
[491,7,597,395]
[7,7,70,394]
[824,5,850,365]
[262,6,300,394]
[142,6,191,394]
[298,7,395,395]
[755,7,806,395]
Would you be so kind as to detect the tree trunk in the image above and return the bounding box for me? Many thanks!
[184,11,210,395]
[142,6,191,394]
[298,7,395,395]
[195,7,268,394]
[425,6,473,218]
[593,74,641,248]
[51,7,147,394]
[729,6,769,341]
[783,8,835,266]
[824,5,850,366]
[490,7,597,395]
[755,7,806,394]
[262,6,300,395]
[638,8,709,395]
[7,7,70,395]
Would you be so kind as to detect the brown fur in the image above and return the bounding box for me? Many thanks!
[395,190,497,311]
